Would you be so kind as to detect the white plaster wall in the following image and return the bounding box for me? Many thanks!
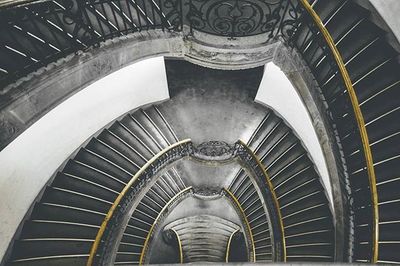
[0,57,169,260]
[256,62,333,206]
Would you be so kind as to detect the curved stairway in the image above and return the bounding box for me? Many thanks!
[5,97,336,265]
[0,0,180,88]
[2,1,400,263]
[163,215,240,263]
[8,105,180,265]
[228,172,273,262]
[293,0,400,263]
[114,171,187,265]
[229,109,335,262]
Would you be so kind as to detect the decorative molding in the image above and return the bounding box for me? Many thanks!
[183,30,279,70]
[192,187,224,199]
[192,141,238,162]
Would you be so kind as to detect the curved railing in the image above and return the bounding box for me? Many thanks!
[225,228,240,262]
[236,139,286,261]
[0,0,300,88]
[223,188,256,262]
[291,0,379,262]
[0,0,183,88]
[186,0,299,39]
[86,138,287,265]
[0,0,384,262]
[88,139,192,265]
[139,186,193,264]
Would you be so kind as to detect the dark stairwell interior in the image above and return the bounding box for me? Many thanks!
[0,0,400,265]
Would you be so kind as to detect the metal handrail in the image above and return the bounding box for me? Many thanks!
[225,228,240,262]
[139,186,192,264]
[0,0,48,8]
[86,139,289,264]
[297,0,378,262]
[224,188,256,262]
[0,0,298,88]
[237,139,286,262]
[87,139,192,266]
[0,0,183,88]
[172,228,184,263]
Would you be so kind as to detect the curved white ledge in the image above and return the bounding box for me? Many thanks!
[0,56,169,261]
[256,62,333,207]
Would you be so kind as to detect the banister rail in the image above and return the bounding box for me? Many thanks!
[0,0,380,262]
[294,0,378,262]
[139,186,193,264]
[0,0,48,8]
[87,139,192,266]
[86,139,288,264]
[237,139,286,262]
[223,188,257,262]
[0,0,183,88]
[0,0,299,88]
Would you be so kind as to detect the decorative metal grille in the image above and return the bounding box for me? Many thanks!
[186,0,301,39]
[0,0,301,88]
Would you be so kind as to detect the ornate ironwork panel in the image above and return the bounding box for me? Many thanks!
[186,0,301,39]
[0,0,303,89]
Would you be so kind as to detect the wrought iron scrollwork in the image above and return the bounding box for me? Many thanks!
[164,0,184,30]
[191,140,238,162]
[187,0,300,39]
[0,0,302,88]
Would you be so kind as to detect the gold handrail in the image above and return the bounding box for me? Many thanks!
[224,188,256,262]
[238,139,286,261]
[171,228,183,263]
[87,139,191,266]
[139,186,192,264]
[225,228,240,262]
[298,0,379,262]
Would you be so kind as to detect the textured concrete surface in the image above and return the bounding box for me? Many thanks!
[183,26,278,70]
[0,32,350,264]
[176,158,241,189]
[0,29,279,150]
[161,60,266,145]
[369,0,400,44]
[256,62,333,207]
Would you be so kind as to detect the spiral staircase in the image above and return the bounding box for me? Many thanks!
[1,0,400,265]
[6,99,334,265]
[293,0,400,263]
